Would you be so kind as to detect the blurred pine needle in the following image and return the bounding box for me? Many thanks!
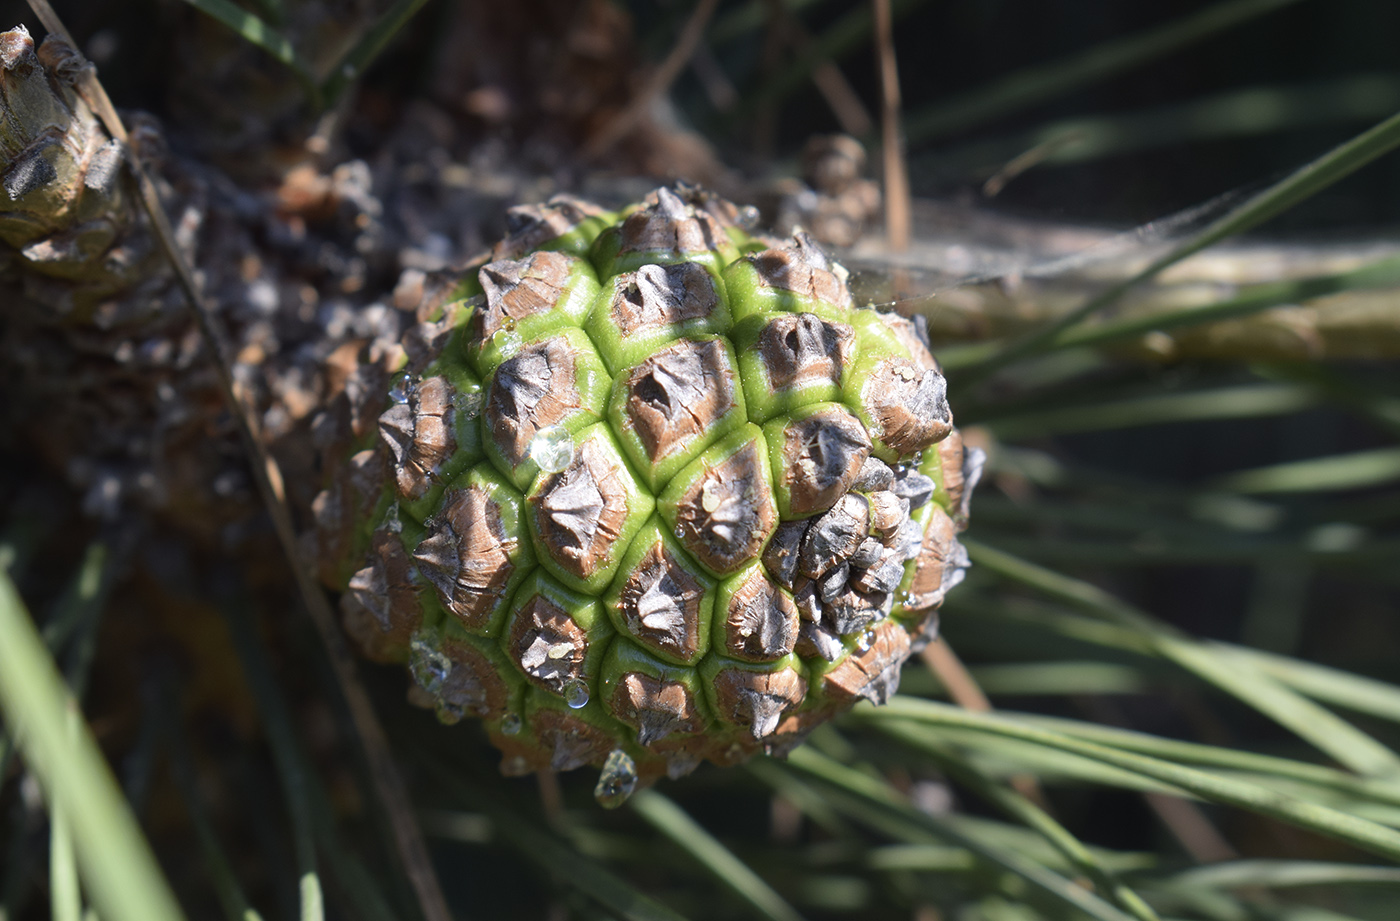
[3,2,1400,920]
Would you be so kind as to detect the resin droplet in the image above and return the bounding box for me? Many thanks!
[738,205,761,229]
[501,713,523,736]
[529,425,575,474]
[453,389,482,420]
[492,327,522,357]
[436,701,466,725]
[546,642,573,660]
[564,678,590,709]
[856,630,875,653]
[408,631,451,696]
[594,749,638,809]
[389,373,413,404]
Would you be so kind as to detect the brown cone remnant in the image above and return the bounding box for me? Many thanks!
[379,375,456,500]
[532,708,618,772]
[438,638,512,719]
[412,484,517,630]
[615,541,706,662]
[618,185,728,256]
[851,456,895,492]
[867,490,906,539]
[749,233,851,309]
[474,250,575,340]
[674,440,777,575]
[623,338,736,463]
[531,436,630,580]
[758,313,855,392]
[778,405,870,515]
[863,358,953,456]
[485,336,583,468]
[852,547,905,595]
[761,521,806,589]
[492,195,608,261]
[799,493,870,580]
[609,672,706,746]
[820,621,910,706]
[720,568,799,662]
[935,430,967,517]
[796,618,845,662]
[609,261,719,335]
[508,595,589,695]
[824,583,891,636]
[710,666,807,740]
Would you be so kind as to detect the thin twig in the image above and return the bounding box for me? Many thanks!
[535,770,564,828]
[982,131,1087,198]
[920,639,992,712]
[809,57,876,140]
[921,638,1047,807]
[871,0,909,252]
[22,4,453,920]
[1083,696,1239,864]
[752,0,789,158]
[1142,792,1239,862]
[583,0,721,160]
[761,0,874,138]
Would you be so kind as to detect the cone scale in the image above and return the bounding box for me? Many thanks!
[316,185,984,805]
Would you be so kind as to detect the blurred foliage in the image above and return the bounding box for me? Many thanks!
[3,1,1400,920]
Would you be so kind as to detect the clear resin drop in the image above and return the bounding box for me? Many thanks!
[594,749,638,808]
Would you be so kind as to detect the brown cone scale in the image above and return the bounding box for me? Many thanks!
[412,485,517,631]
[749,233,850,309]
[719,568,799,662]
[507,595,590,696]
[485,337,583,469]
[777,405,870,515]
[492,195,608,261]
[438,637,513,720]
[617,186,730,258]
[671,439,777,576]
[862,358,953,457]
[757,313,855,392]
[622,337,737,463]
[819,621,911,707]
[608,672,707,746]
[474,250,576,340]
[709,666,807,740]
[379,375,456,500]
[613,540,707,663]
[608,262,720,335]
[530,436,630,582]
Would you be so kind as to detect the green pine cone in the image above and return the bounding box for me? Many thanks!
[313,184,983,805]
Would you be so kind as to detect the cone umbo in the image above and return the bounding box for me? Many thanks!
[312,184,983,805]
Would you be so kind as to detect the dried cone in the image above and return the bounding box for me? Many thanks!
[313,185,983,804]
